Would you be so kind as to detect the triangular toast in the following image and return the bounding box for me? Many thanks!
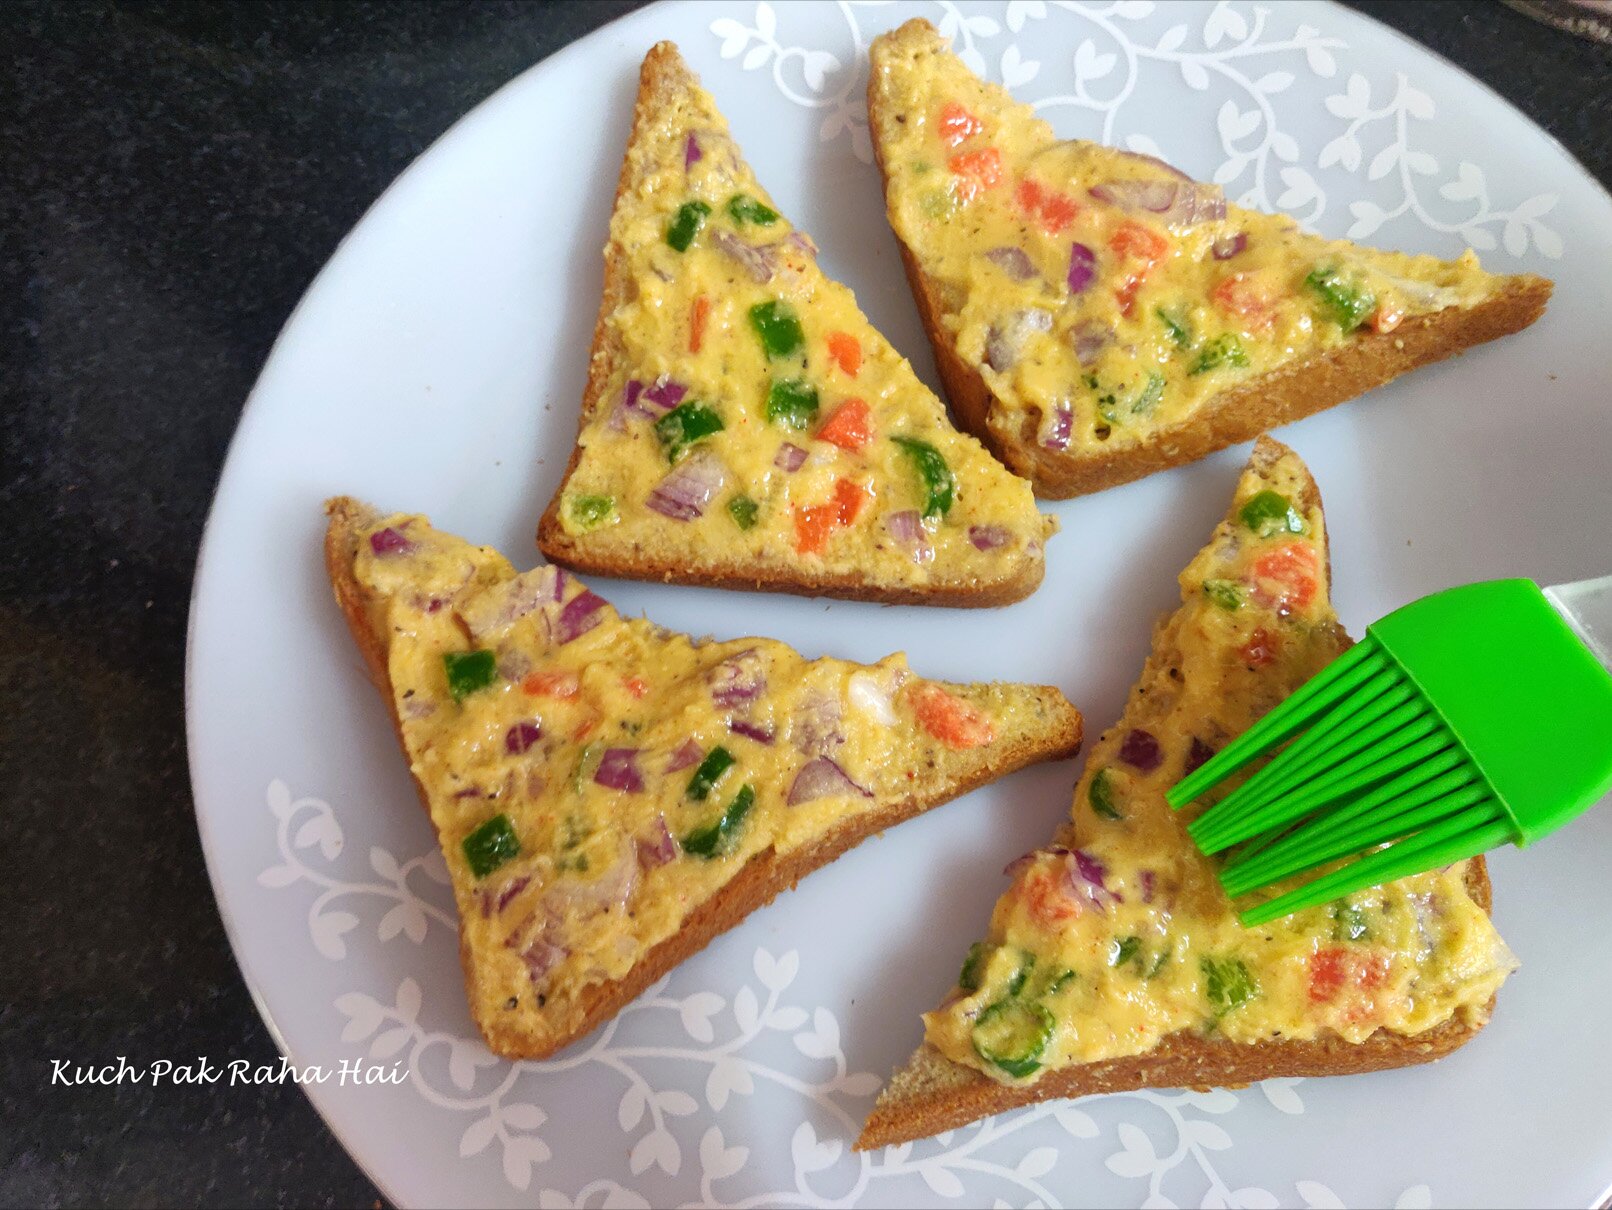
[856,438,1512,1149]
[537,43,1055,607]
[866,19,1552,499]
[326,498,1082,1059]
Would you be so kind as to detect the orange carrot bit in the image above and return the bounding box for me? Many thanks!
[1240,627,1280,668]
[570,712,602,741]
[1109,220,1170,262]
[623,676,649,699]
[1016,176,1079,234]
[689,294,711,353]
[826,331,862,377]
[816,398,872,451]
[1368,301,1404,334]
[909,681,995,750]
[1211,272,1275,332]
[948,148,1003,199]
[938,100,983,147]
[522,670,580,698]
[833,478,870,526]
[1114,269,1151,318]
[792,504,838,556]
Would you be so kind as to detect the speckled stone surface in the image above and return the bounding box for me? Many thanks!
[1,2,1606,1206]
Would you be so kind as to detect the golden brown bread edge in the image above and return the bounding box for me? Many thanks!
[536,42,1045,608]
[326,496,1083,1060]
[866,18,1553,500]
[854,437,1496,1149]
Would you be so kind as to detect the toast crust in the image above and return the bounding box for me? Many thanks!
[537,43,1045,607]
[326,497,1082,1059]
[854,438,1496,1149]
[867,18,1553,500]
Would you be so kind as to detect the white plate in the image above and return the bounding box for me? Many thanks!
[187,2,1612,1206]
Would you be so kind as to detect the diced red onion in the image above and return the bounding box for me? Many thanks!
[369,527,412,555]
[1120,728,1163,772]
[968,524,1012,551]
[1070,318,1114,366]
[710,231,778,283]
[885,509,933,565]
[774,442,808,472]
[1091,179,1225,226]
[462,566,564,639]
[1090,178,1177,212]
[642,377,687,411]
[480,874,532,918]
[791,691,844,755]
[1040,404,1073,452]
[1139,870,1156,904]
[984,246,1036,281]
[1117,149,1191,180]
[728,718,776,745]
[1060,847,1122,912]
[546,842,638,917]
[647,451,727,521]
[787,231,818,259]
[1066,242,1096,294]
[709,648,766,708]
[665,738,704,773]
[404,698,439,721]
[451,784,482,799]
[518,934,567,985]
[497,648,534,684]
[504,721,543,755]
[1185,737,1216,774]
[684,133,701,169]
[1212,231,1247,259]
[636,816,677,869]
[787,755,871,805]
[594,748,645,793]
[554,589,608,644]
[985,308,1052,372]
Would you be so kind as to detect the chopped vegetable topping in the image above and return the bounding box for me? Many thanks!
[1332,900,1371,942]
[727,495,759,530]
[1189,334,1250,376]
[444,650,498,703]
[1203,579,1245,611]
[816,397,872,451]
[972,998,1054,1078]
[1109,220,1169,262]
[654,402,725,462]
[1016,177,1079,234]
[911,682,995,749]
[959,941,988,991]
[765,378,820,429]
[1250,541,1320,613]
[682,784,755,858]
[686,746,736,801]
[892,436,956,518]
[1109,936,1143,968]
[1201,956,1257,1018]
[689,294,710,353]
[666,200,710,252]
[1088,768,1122,820]
[949,147,1003,202]
[826,331,862,377]
[462,814,519,879]
[567,494,616,531]
[504,721,542,755]
[834,478,869,526]
[726,193,779,226]
[1004,950,1036,995]
[1306,266,1377,332]
[748,300,805,359]
[523,670,579,698]
[1239,490,1306,537]
[1120,729,1163,772]
[1157,307,1193,349]
[938,100,983,147]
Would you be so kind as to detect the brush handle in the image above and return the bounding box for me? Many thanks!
[1545,574,1612,674]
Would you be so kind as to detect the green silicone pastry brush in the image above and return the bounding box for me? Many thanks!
[1168,575,1612,926]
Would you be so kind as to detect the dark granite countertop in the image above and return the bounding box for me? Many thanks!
[3,2,1607,1205]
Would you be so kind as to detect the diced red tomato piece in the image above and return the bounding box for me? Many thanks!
[1109,220,1170,262]
[826,331,862,377]
[1240,626,1279,668]
[817,398,872,451]
[910,681,995,750]
[938,100,983,147]
[793,504,838,556]
[1308,947,1347,1002]
[1250,540,1321,614]
[522,670,580,698]
[1114,270,1150,318]
[570,712,601,741]
[1015,177,1079,234]
[1212,272,1275,332]
[1311,947,1394,1022]
[949,148,1003,202]
[689,294,710,353]
[833,477,869,525]
[623,676,649,699]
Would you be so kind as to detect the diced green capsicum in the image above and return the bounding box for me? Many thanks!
[1089,768,1122,821]
[1332,900,1370,942]
[462,814,519,878]
[1239,489,1306,537]
[681,783,755,858]
[443,650,498,703]
[1109,936,1143,968]
[958,942,988,992]
[726,194,779,226]
[654,401,725,462]
[1133,371,1165,415]
[1004,950,1036,996]
[686,745,736,801]
[1157,307,1193,349]
[972,998,1055,1078]
[765,378,819,429]
[1201,955,1257,1019]
[1189,334,1250,375]
[666,200,711,252]
[567,493,615,530]
[1203,579,1246,611]
[727,495,759,530]
[1041,968,1078,997]
[748,300,805,359]
[891,436,956,519]
[1306,266,1376,331]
